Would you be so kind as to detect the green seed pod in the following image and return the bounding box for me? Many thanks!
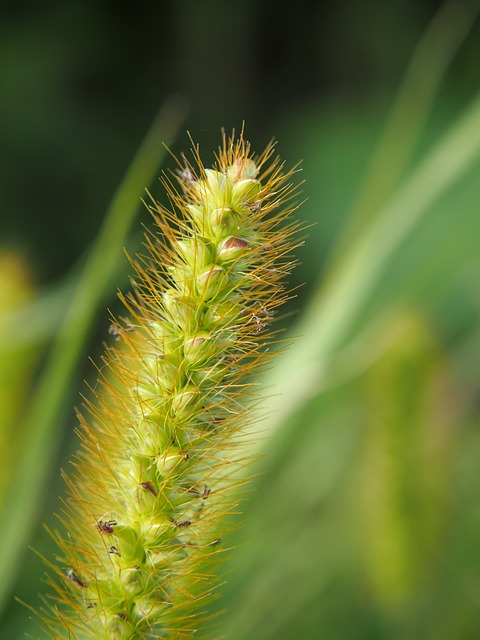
[162,290,198,331]
[217,235,250,262]
[184,332,220,370]
[226,157,258,181]
[195,264,225,299]
[170,386,200,417]
[209,205,240,235]
[205,299,241,326]
[156,446,187,476]
[119,566,146,597]
[231,177,262,205]
[191,360,228,385]
[175,238,211,272]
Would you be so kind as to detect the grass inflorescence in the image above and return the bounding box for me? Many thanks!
[35,131,301,639]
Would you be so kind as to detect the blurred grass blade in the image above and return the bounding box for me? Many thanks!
[0,95,188,613]
[0,273,76,356]
[261,89,480,439]
[331,0,479,258]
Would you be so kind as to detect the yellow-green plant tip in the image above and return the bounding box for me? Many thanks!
[35,130,301,639]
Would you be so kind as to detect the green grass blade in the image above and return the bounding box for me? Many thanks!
[261,89,480,439]
[331,0,479,258]
[0,96,188,613]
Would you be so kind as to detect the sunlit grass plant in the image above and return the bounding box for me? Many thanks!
[33,131,301,639]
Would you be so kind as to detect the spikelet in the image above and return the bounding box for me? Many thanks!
[35,130,301,639]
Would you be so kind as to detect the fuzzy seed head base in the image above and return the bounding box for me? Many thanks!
[35,131,301,640]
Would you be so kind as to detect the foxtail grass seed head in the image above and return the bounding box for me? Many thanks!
[36,131,302,639]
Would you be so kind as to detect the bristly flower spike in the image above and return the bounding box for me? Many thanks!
[35,130,302,639]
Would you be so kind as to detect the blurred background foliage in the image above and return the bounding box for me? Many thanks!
[1,0,480,638]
